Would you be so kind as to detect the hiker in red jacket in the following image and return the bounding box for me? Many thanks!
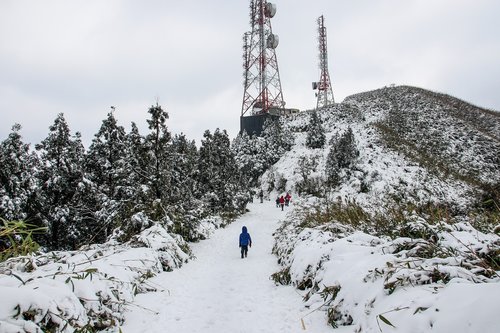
[285,192,291,206]
[279,195,285,211]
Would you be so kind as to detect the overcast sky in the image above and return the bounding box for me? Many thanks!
[1,0,499,147]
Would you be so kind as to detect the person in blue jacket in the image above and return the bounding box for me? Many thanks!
[239,226,252,259]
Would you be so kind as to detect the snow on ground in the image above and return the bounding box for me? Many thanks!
[273,198,500,333]
[0,200,331,333]
[0,224,191,332]
[261,106,473,214]
[1,197,498,332]
[121,200,329,333]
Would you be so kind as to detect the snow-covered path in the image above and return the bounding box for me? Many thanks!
[121,201,329,333]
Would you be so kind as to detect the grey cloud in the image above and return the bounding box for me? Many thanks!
[1,0,499,147]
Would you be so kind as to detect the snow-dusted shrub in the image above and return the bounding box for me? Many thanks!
[472,181,500,231]
[0,219,45,262]
[306,111,326,149]
[272,205,500,331]
[275,173,288,193]
[326,127,359,187]
[265,168,276,193]
[193,215,225,240]
[129,223,191,271]
[375,221,499,295]
[270,267,291,285]
[294,198,370,229]
[114,211,153,243]
[295,176,326,198]
[295,156,327,197]
[0,223,191,332]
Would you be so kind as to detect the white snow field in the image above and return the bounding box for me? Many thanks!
[121,200,330,333]
[2,198,497,332]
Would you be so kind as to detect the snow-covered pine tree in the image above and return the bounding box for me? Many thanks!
[232,131,266,185]
[198,130,217,211]
[0,124,38,221]
[326,127,359,187]
[232,130,251,177]
[213,129,242,211]
[199,129,247,214]
[232,117,293,186]
[169,133,198,211]
[306,110,326,149]
[85,111,128,241]
[262,117,294,166]
[111,121,155,240]
[35,114,87,249]
[68,132,100,246]
[143,103,172,220]
[168,133,201,239]
[123,122,148,209]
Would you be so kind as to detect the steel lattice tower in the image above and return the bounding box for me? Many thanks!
[313,15,335,109]
[241,0,285,116]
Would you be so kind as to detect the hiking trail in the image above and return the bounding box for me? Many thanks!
[122,201,331,333]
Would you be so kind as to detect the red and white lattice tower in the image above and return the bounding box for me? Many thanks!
[313,15,335,109]
[241,0,285,116]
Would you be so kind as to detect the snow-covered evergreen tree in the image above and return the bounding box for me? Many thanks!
[143,103,172,219]
[123,122,149,209]
[262,117,294,165]
[232,131,266,185]
[306,111,325,149]
[0,124,38,221]
[199,129,247,213]
[233,117,294,186]
[168,133,201,239]
[198,130,217,211]
[101,121,154,240]
[169,133,198,210]
[35,114,87,249]
[85,111,128,241]
[326,127,359,186]
[213,129,242,210]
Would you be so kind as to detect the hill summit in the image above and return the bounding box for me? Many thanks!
[255,85,499,218]
[253,85,500,331]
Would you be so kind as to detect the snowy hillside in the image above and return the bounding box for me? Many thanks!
[262,85,500,331]
[272,199,500,332]
[345,86,500,185]
[262,85,499,214]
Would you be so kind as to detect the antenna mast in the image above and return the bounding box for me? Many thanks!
[241,0,285,116]
[313,15,335,109]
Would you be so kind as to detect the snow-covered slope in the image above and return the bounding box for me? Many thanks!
[263,85,500,212]
[272,201,500,332]
[0,223,191,332]
[345,86,500,185]
[264,85,500,331]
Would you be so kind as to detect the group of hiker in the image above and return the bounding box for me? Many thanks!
[275,192,292,211]
[241,190,292,259]
[257,190,292,211]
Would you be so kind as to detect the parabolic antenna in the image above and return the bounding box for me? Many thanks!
[267,33,279,49]
[265,3,276,18]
